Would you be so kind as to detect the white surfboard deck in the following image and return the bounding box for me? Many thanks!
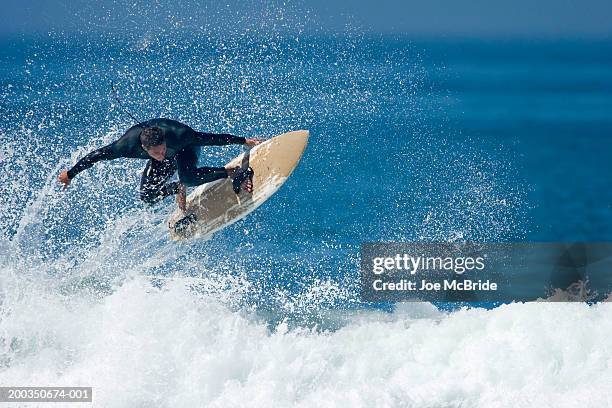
[167,130,309,241]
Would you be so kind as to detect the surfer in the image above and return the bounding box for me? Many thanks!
[58,118,262,211]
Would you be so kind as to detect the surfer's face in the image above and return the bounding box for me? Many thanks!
[144,143,167,161]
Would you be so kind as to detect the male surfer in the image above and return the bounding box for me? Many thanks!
[58,118,261,211]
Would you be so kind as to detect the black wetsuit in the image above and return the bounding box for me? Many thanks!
[67,118,246,204]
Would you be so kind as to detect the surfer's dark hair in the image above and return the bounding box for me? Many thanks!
[140,126,165,148]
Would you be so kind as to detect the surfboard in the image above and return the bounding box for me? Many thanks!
[167,130,309,241]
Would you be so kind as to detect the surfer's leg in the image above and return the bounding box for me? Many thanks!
[139,158,179,204]
[175,147,228,187]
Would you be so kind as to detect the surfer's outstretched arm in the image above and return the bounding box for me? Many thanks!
[193,131,246,146]
[193,132,265,148]
[58,143,121,188]
[66,144,122,179]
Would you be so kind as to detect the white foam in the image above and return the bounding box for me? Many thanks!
[1,273,610,407]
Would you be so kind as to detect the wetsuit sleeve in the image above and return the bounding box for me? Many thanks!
[66,143,122,179]
[193,132,246,146]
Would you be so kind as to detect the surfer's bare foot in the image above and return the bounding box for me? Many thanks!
[225,166,254,193]
[242,177,253,193]
[176,183,186,211]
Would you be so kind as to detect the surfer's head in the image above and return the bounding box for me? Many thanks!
[140,126,166,161]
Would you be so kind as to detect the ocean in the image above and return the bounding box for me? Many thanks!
[1,30,611,407]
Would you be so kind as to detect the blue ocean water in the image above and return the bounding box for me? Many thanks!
[2,34,611,294]
[1,30,611,406]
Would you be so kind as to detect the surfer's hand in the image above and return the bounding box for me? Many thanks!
[58,170,71,190]
[176,183,186,212]
[244,138,263,147]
